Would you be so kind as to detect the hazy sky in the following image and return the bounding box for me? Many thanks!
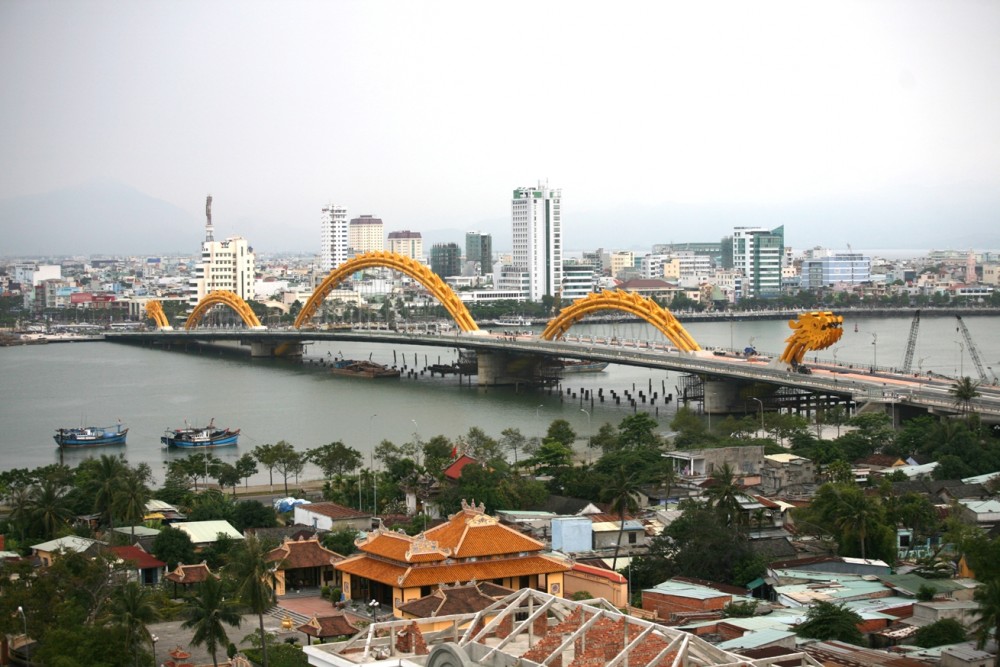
[2,0,999,253]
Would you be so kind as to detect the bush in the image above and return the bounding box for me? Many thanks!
[571,591,594,601]
[243,643,309,667]
[914,618,966,648]
[724,600,759,617]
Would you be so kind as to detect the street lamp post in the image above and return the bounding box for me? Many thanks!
[580,409,591,462]
[535,404,544,419]
[152,633,159,667]
[369,599,380,624]
[870,332,878,370]
[17,605,26,639]
[369,414,378,516]
[750,397,764,437]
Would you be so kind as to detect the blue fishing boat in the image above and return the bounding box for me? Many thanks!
[161,419,239,448]
[54,423,128,448]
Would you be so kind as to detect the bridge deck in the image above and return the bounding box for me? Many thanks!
[105,329,1000,419]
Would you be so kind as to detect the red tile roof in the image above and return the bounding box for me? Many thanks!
[443,455,478,481]
[108,545,166,570]
[298,502,371,521]
[267,537,344,569]
[164,563,213,584]
[337,552,569,589]
[572,562,626,584]
[298,613,359,638]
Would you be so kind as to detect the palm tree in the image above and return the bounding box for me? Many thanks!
[106,581,161,667]
[951,376,982,415]
[705,463,744,526]
[603,466,640,573]
[5,486,33,543]
[114,468,151,544]
[833,488,883,561]
[971,579,1000,666]
[92,454,127,529]
[30,478,73,539]
[182,575,242,667]
[227,533,277,667]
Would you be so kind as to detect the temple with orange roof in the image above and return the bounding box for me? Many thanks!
[335,499,571,616]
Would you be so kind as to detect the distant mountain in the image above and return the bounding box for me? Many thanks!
[0,181,198,257]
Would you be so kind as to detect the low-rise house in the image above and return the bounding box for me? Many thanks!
[760,453,816,495]
[30,536,103,566]
[909,600,981,627]
[666,445,764,479]
[297,614,359,645]
[164,562,213,596]
[294,502,372,533]
[958,499,1000,527]
[586,512,646,551]
[172,520,243,549]
[641,577,744,622]
[107,545,167,586]
[563,562,628,607]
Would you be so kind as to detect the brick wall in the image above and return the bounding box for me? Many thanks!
[641,590,730,619]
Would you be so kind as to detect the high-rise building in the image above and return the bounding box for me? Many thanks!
[465,232,493,274]
[511,182,562,301]
[320,204,349,271]
[349,215,385,254]
[189,197,255,307]
[387,230,424,262]
[430,243,462,279]
[800,253,871,289]
[731,226,784,299]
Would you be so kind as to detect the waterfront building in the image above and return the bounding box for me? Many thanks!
[732,226,784,299]
[386,230,424,262]
[511,182,562,301]
[608,251,635,279]
[429,242,462,279]
[334,500,571,617]
[14,263,60,310]
[320,204,349,272]
[800,253,871,289]
[348,215,385,255]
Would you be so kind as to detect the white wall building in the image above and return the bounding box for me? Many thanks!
[348,215,385,254]
[320,204,349,272]
[732,226,784,299]
[188,236,256,307]
[511,182,562,302]
[386,230,424,262]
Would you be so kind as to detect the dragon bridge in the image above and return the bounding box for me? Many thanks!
[778,311,844,366]
[145,300,171,330]
[295,251,479,332]
[185,291,263,330]
[540,290,701,352]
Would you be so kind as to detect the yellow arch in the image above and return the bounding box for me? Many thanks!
[540,290,701,352]
[779,311,844,366]
[295,251,479,332]
[145,300,171,330]
[184,291,263,330]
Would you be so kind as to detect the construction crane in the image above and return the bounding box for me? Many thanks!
[901,309,920,374]
[955,315,988,382]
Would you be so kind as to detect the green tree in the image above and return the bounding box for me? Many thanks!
[951,376,981,414]
[423,435,455,473]
[215,462,242,496]
[30,478,74,539]
[545,420,577,448]
[114,467,151,543]
[971,579,1000,661]
[252,443,282,493]
[603,466,640,573]
[151,526,197,569]
[269,441,301,495]
[105,581,161,667]
[235,453,259,490]
[321,527,360,556]
[183,575,243,667]
[228,533,278,667]
[231,500,279,533]
[309,441,363,480]
[500,428,527,467]
[91,454,127,528]
[794,600,864,645]
[525,439,575,474]
[704,463,744,526]
[913,618,966,648]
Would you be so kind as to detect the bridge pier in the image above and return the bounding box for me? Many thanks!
[704,380,743,414]
[476,350,543,386]
[249,340,304,359]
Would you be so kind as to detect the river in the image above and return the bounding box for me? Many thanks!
[1,314,997,484]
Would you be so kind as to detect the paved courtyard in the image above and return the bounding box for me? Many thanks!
[148,612,303,666]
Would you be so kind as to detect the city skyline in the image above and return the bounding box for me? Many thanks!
[2,1,1000,256]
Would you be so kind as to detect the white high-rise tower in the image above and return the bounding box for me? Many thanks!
[188,196,255,307]
[511,182,562,302]
[320,204,349,271]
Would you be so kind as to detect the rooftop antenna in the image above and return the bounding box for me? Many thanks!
[205,195,214,242]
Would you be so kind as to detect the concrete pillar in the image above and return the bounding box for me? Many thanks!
[704,379,741,414]
[476,350,542,386]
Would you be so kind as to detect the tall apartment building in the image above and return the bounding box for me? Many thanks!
[320,204,349,271]
[511,183,562,302]
[430,243,462,279]
[349,215,385,254]
[188,202,255,307]
[465,232,493,274]
[387,230,424,262]
[732,226,784,299]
